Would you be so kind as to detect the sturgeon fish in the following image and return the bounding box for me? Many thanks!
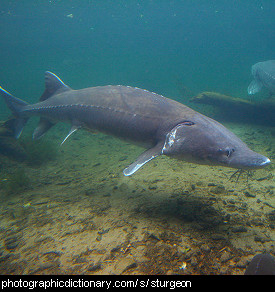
[0,72,271,175]
[245,254,275,275]
[248,60,275,95]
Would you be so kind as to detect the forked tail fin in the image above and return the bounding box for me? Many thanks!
[0,86,29,138]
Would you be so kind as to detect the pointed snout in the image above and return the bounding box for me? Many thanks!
[258,156,271,168]
[229,151,271,170]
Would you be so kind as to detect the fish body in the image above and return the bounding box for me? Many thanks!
[245,254,275,275]
[248,60,275,95]
[0,72,270,175]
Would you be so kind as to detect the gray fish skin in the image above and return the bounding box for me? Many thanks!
[0,72,271,175]
[245,254,275,275]
[248,60,275,95]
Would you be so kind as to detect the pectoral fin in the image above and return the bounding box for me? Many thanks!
[123,142,164,176]
[61,124,80,145]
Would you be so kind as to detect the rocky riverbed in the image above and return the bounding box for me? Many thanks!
[0,122,274,275]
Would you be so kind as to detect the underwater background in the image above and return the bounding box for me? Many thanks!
[0,0,274,275]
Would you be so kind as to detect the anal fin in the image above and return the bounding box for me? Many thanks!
[33,118,55,140]
[123,142,164,176]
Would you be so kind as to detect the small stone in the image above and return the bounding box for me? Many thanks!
[5,241,18,251]
[211,234,227,241]
[219,267,228,274]
[147,233,160,242]
[244,191,256,198]
[119,156,128,161]
[184,250,193,260]
[87,263,102,272]
[93,163,101,167]
[4,235,20,251]
[208,183,217,186]
[236,258,250,269]
[220,251,232,263]
[200,244,210,253]
[239,203,248,210]
[111,245,122,253]
[231,226,247,233]
[123,262,138,272]
[254,235,270,243]
[96,234,102,241]
[190,257,198,266]
[74,257,87,264]
[211,185,225,194]
[267,210,275,221]
[98,228,110,235]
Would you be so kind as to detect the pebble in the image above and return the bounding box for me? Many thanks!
[244,191,256,198]
[200,244,211,253]
[254,235,270,243]
[231,226,247,233]
[210,185,225,194]
[98,228,110,235]
[239,203,248,210]
[34,262,59,273]
[123,262,138,272]
[190,257,198,267]
[147,233,160,242]
[87,263,102,272]
[219,266,228,274]
[235,258,249,269]
[96,234,102,241]
[119,156,128,161]
[220,251,232,263]
[92,163,101,167]
[267,210,275,221]
[208,183,217,187]
[111,245,121,253]
[211,234,227,241]
[4,234,21,251]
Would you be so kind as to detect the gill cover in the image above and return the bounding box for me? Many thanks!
[162,121,194,155]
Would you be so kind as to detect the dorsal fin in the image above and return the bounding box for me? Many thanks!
[40,71,72,101]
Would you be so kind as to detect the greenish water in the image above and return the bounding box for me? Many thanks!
[0,0,274,111]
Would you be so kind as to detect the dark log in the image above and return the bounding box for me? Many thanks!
[190,92,275,125]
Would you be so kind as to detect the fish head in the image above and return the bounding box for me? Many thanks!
[162,116,271,170]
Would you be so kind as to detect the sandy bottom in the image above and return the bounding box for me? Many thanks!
[0,122,274,275]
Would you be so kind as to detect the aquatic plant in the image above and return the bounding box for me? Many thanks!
[20,136,58,166]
